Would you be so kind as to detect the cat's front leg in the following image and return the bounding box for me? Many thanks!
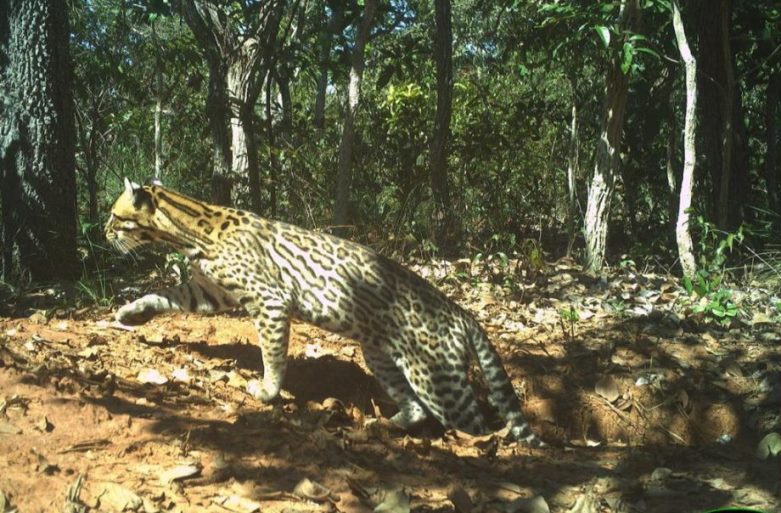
[116,268,235,324]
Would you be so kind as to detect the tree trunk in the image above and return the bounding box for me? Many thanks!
[204,62,233,206]
[672,0,697,280]
[695,0,724,220]
[314,3,330,130]
[666,106,679,229]
[566,97,579,258]
[583,0,640,273]
[153,21,164,180]
[266,74,279,218]
[227,46,265,211]
[430,0,460,256]
[180,0,283,207]
[154,92,163,180]
[717,0,735,230]
[695,0,746,230]
[765,68,780,218]
[0,0,79,282]
[332,0,378,234]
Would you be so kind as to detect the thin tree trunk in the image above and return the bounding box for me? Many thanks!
[583,0,640,273]
[430,0,460,256]
[0,0,79,282]
[666,107,678,228]
[332,0,378,234]
[717,0,735,229]
[153,21,163,180]
[75,100,101,225]
[314,3,329,130]
[566,77,579,257]
[266,74,279,218]
[765,68,780,218]
[672,0,697,280]
[154,93,163,180]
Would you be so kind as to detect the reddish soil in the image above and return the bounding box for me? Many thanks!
[0,266,779,513]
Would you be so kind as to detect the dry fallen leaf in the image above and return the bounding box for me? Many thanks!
[213,495,262,513]
[372,488,410,513]
[0,420,21,435]
[293,478,335,502]
[677,389,689,409]
[0,490,15,513]
[78,346,100,360]
[137,369,168,385]
[723,361,743,378]
[507,495,550,513]
[159,463,202,484]
[595,375,620,402]
[36,416,53,433]
[94,482,143,512]
[171,367,191,384]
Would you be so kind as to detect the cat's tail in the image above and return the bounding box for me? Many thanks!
[468,322,546,447]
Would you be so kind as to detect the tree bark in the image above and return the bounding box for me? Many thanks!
[180,0,284,208]
[566,81,579,257]
[717,0,735,230]
[154,87,163,180]
[266,73,279,218]
[153,21,164,180]
[332,0,378,234]
[672,0,697,280]
[765,68,780,218]
[583,0,640,273]
[314,3,329,130]
[430,0,460,256]
[666,106,679,229]
[204,61,233,206]
[695,0,724,220]
[0,0,79,282]
[695,0,746,230]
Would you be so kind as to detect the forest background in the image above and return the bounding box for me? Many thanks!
[1,0,780,302]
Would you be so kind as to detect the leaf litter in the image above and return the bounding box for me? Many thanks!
[0,260,779,512]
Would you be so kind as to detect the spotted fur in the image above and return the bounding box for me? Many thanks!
[105,178,543,446]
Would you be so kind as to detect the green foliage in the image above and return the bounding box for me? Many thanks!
[77,221,114,306]
[60,0,781,279]
[682,217,746,326]
[559,305,580,340]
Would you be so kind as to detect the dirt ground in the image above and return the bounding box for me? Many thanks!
[0,260,779,513]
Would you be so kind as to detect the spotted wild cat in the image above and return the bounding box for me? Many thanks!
[105,178,543,446]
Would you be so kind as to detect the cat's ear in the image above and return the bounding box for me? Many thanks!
[144,177,163,187]
[124,177,140,194]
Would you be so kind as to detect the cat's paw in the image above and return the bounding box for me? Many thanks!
[115,301,156,325]
[247,379,279,402]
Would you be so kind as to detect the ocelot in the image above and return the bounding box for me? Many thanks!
[105,179,543,446]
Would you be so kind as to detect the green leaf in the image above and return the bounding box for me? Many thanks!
[595,26,611,47]
[621,42,634,74]
[635,46,661,60]
[682,276,693,295]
